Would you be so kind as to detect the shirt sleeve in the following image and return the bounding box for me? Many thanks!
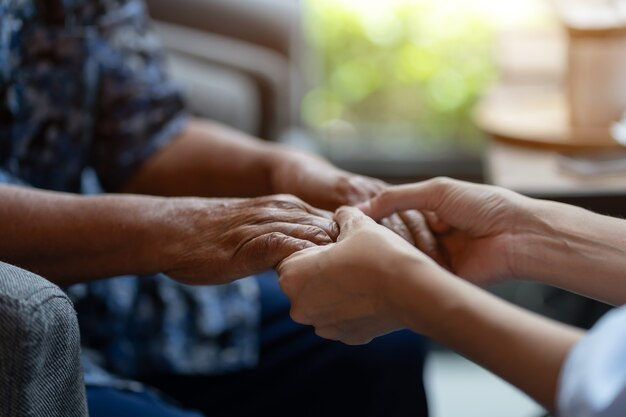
[558,305,626,417]
[89,2,188,192]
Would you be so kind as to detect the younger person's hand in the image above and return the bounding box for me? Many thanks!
[277,206,440,345]
[359,177,538,286]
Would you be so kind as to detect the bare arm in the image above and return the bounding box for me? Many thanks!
[120,118,442,260]
[395,259,583,411]
[121,118,287,198]
[516,200,626,305]
[362,178,626,305]
[0,185,164,283]
[0,184,336,285]
[278,206,584,413]
[121,117,384,206]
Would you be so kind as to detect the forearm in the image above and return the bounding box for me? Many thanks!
[0,185,169,284]
[515,200,626,305]
[121,118,295,198]
[393,263,583,412]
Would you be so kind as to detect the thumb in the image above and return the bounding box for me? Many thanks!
[334,206,376,242]
[275,244,324,276]
[242,233,317,273]
[357,178,456,221]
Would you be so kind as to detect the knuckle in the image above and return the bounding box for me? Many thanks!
[307,226,330,241]
[429,176,453,189]
[290,306,308,324]
[262,232,287,251]
[428,177,455,205]
[278,274,293,295]
[274,193,301,204]
[377,188,391,201]
[314,326,336,340]
[258,194,292,209]
[334,176,358,196]
[346,335,371,346]
[270,195,305,212]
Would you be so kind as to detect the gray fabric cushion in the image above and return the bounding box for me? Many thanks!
[0,262,87,417]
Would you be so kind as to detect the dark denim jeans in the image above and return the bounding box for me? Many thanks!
[88,271,429,417]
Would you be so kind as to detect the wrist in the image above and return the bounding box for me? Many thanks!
[500,197,572,282]
[386,254,455,334]
[134,196,199,276]
[511,199,625,294]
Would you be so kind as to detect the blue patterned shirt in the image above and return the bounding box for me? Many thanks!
[0,0,260,388]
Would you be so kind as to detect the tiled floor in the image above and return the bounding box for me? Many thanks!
[425,350,545,417]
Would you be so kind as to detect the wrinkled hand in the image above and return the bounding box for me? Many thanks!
[161,194,338,285]
[271,151,441,261]
[277,206,438,345]
[359,177,536,286]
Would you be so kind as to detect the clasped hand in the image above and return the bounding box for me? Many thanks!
[278,177,543,345]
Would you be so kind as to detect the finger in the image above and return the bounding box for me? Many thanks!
[289,305,313,325]
[398,210,441,261]
[263,194,336,222]
[424,210,451,234]
[351,175,387,197]
[334,206,377,241]
[316,325,371,346]
[356,177,459,221]
[303,203,335,220]
[285,195,336,221]
[382,213,415,245]
[276,245,327,298]
[314,325,342,341]
[245,222,336,246]
[268,211,339,241]
[241,232,317,273]
[276,244,323,276]
[297,216,339,241]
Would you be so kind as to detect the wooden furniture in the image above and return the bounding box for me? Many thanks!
[486,141,626,195]
[477,1,626,151]
[475,84,620,150]
[485,140,626,216]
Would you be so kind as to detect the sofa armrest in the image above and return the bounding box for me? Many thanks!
[165,50,261,135]
[0,262,87,417]
[154,21,291,139]
[146,0,300,60]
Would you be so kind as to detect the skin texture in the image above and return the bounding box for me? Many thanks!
[360,177,626,304]
[159,194,339,285]
[359,177,538,286]
[277,177,626,413]
[0,118,437,285]
[0,186,336,285]
[123,119,440,260]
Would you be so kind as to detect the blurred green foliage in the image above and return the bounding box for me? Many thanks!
[302,0,498,152]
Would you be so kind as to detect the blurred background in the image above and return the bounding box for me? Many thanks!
[145,0,626,415]
[302,0,542,157]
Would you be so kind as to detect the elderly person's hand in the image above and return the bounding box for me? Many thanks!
[277,206,440,345]
[161,194,338,285]
[271,151,442,263]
